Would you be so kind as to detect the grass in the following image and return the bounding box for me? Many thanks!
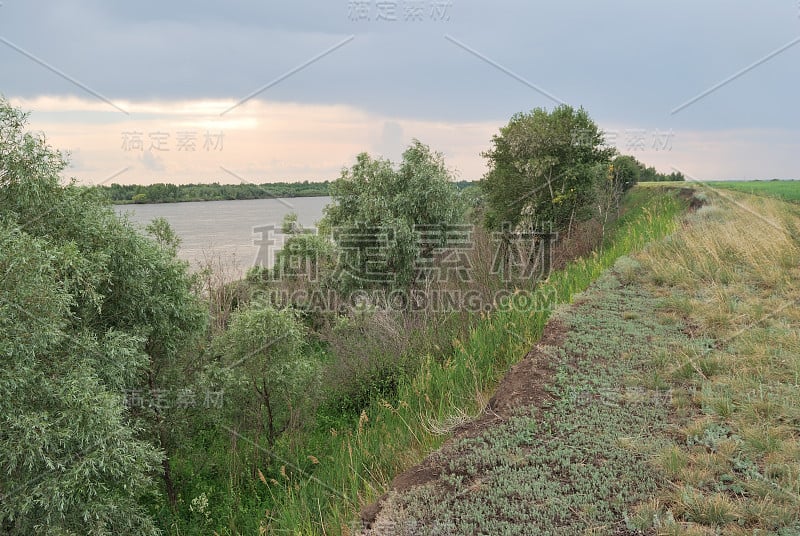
[252,186,689,534]
[706,179,800,203]
[631,189,800,534]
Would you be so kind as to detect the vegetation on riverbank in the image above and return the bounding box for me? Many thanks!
[98,180,333,204]
[255,186,688,534]
[3,96,723,535]
[365,262,691,534]
[94,180,481,205]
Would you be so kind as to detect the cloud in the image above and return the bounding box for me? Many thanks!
[373,120,405,161]
[139,150,166,173]
[14,95,798,185]
[2,0,798,183]
[15,95,499,183]
[1,1,798,129]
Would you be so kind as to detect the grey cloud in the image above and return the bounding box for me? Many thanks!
[0,0,798,129]
[373,120,405,161]
[139,149,166,172]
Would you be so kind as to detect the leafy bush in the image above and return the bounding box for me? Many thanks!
[322,140,464,292]
[316,311,415,422]
[210,301,319,442]
[482,105,614,233]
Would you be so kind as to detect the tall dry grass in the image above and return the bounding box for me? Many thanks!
[633,189,800,534]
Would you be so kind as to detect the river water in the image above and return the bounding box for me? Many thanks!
[114,196,331,277]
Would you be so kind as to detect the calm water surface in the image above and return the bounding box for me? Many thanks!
[114,196,330,277]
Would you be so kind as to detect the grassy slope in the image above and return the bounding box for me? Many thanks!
[365,187,800,534]
[255,187,688,534]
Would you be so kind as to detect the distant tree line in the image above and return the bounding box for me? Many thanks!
[98,180,485,204]
[609,155,685,186]
[636,160,685,182]
[99,181,332,204]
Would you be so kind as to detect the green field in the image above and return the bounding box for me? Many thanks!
[706,180,800,203]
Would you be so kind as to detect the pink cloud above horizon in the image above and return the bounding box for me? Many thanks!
[10,96,798,186]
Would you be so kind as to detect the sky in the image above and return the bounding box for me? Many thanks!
[1,0,798,185]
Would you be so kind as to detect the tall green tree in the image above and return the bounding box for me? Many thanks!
[481,105,614,234]
[322,140,463,291]
[0,98,206,532]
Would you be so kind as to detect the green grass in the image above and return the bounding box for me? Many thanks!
[364,188,800,535]
[706,179,800,203]
[633,190,800,534]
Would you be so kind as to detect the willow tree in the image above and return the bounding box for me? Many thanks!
[0,98,206,533]
[322,140,464,291]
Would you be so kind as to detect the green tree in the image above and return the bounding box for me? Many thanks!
[146,216,181,255]
[482,105,614,234]
[0,224,163,535]
[611,155,641,192]
[210,302,315,445]
[276,213,335,286]
[0,97,206,531]
[281,211,303,235]
[247,212,335,289]
[322,140,463,291]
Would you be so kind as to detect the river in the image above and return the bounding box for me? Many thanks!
[114,196,331,278]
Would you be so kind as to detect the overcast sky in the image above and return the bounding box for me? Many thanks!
[1,0,798,184]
